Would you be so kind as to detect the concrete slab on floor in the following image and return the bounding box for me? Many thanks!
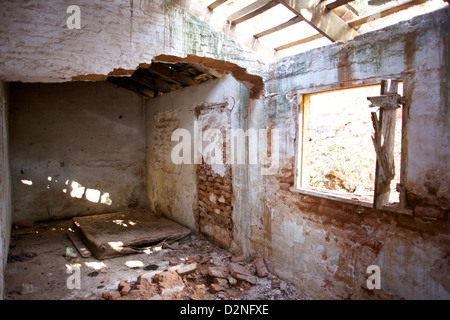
[73,209,191,259]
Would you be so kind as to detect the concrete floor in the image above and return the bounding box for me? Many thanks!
[4,218,310,300]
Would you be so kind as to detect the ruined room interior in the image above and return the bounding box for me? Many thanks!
[0,0,449,301]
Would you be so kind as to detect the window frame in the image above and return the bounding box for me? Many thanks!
[291,82,412,215]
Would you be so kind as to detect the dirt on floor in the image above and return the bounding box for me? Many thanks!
[5,218,310,300]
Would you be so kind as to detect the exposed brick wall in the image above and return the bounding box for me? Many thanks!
[195,102,233,249]
[247,7,450,300]
[197,164,233,249]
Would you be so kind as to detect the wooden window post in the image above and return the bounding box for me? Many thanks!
[367,79,402,209]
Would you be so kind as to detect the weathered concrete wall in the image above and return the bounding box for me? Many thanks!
[1,0,448,301]
[9,81,147,222]
[236,7,450,299]
[0,81,12,299]
[0,82,12,299]
[0,0,264,87]
[145,75,249,249]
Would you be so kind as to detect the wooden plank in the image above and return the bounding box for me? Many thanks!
[188,63,227,79]
[290,187,374,208]
[131,68,157,89]
[232,0,280,25]
[149,63,197,87]
[326,0,355,11]
[140,87,155,97]
[398,87,409,210]
[279,0,359,41]
[72,209,191,260]
[132,68,177,93]
[372,79,398,209]
[254,16,303,38]
[298,94,310,188]
[348,0,431,28]
[228,0,274,22]
[108,77,155,98]
[371,112,393,182]
[367,94,402,110]
[66,230,92,258]
[274,33,323,51]
[208,0,229,11]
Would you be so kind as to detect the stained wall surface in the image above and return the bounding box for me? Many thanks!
[145,75,249,251]
[0,0,264,298]
[9,81,148,222]
[235,7,450,299]
[0,82,12,299]
[0,0,264,85]
[0,0,448,301]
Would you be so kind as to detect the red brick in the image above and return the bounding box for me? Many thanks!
[254,257,269,278]
[110,291,121,300]
[213,277,229,287]
[235,273,256,285]
[210,283,226,293]
[102,291,111,300]
[228,262,256,284]
[120,285,131,296]
[208,266,229,278]
[227,276,237,286]
[231,255,246,263]
[228,262,249,277]
[176,263,197,276]
[118,280,129,291]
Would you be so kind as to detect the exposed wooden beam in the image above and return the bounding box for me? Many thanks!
[147,68,183,87]
[208,0,229,11]
[274,32,323,51]
[231,0,280,25]
[325,0,355,12]
[187,63,227,79]
[131,68,178,93]
[228,0,275,22]
[347,0,431,28]
[279,0,359,41]
[371,80,399,210]
[149,63,197,87]
[254,16,303,38]
[131,69,156,89]
[108,77,155,98]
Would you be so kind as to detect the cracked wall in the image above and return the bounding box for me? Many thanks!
[0,0,264,85]
[238,7,450,299]
[9,81,148,222]
[145,75,249,251]
[0,0,448,301]
[0,81,12,299]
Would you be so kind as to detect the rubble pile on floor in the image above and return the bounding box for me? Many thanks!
[100,236,299,300]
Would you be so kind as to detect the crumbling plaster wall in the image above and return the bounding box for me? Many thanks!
[9,81,147,222]
[0,0,264,85]
[0,82,12,299]
[236,7,450,299]
[145,75,249,249]
[0,0,264,220]
[0,0,448,301]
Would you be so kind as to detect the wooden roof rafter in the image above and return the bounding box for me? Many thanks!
[253,15,303,38]
[208,0,229,11]
[201,0,443,56]
[228,0,280,24]
[325,0,355,12]
[347,0,432,28]
[274,32,324,51]
[278,0,360,41]
[229,0,280,25]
